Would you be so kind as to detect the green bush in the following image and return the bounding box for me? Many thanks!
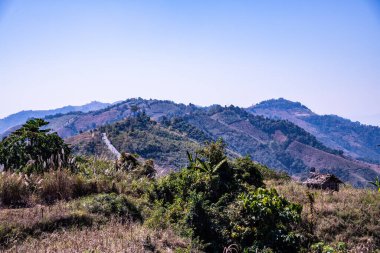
[232,156,264,189]
[149,141,301,252]
[230,188,302,252]
[257,164,291,181]
[310,242,347,253]
[81,193,142,221]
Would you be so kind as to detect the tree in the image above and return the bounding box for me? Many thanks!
[0,119,71,173]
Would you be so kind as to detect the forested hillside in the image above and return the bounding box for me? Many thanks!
[247,98,380,164]
[61,99,380,187]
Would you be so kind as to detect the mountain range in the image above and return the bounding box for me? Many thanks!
[0,101,110,134]
[247,98,380,164]
[1,98,379,187]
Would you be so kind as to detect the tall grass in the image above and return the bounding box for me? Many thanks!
[0,172,29,207]
[5,219,194,253]
[266,180,380,252]
[0,169,119,207]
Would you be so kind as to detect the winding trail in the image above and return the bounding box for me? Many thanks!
[101,132,168,177]
[101,133,121,159]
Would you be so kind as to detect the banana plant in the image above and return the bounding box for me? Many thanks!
[187,151,227,176]
[195,157,227,176]
[186,151,198,169]
[369,176,380,192]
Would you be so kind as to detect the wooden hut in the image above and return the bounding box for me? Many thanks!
[303,172,344,191]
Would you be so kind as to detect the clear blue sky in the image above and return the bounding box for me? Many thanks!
[0,0,379,125]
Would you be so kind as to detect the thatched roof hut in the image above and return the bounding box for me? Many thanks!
[303,172,344,191]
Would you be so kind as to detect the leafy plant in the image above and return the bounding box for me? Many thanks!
[369,176,380,192]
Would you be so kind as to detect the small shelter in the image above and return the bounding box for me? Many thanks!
[303,172,344,191]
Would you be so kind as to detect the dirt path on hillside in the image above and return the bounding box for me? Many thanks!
[101,133,121,159]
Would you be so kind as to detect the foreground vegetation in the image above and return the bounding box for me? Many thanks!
[0,119,379,252]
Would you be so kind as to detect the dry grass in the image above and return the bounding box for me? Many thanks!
[0,173,29,207]
[0,199,194,253]
[0,170,118,208]
[4,220,194,253]
[0,202,72,228]
[266,180,380,252]
[0,201,98,249]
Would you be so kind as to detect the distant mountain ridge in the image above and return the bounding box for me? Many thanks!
[0,101,110,134]
[2,98,379,187]
[31,98,379,187]
[246,98,380,164]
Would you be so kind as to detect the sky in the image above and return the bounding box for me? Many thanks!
[0,0,379,125]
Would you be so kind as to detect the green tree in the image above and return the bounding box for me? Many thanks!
[0,119,70,173]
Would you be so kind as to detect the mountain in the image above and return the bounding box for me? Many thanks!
[40,98,379,187]
[247,98,380,164]
[0,101,111,134]
[66,113,202,173]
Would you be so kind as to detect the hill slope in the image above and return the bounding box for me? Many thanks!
[66,113,201,171]
[0,101,110,134]
[247,98,380,164]
[55,98,380,187]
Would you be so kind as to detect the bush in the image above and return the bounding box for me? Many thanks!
[230,188,302,252]
[257,164,291,181]
[232,156,264,189]
[149,141,301,252]
[115,153,156,179]
[81,193,142,221]
[310,242,347,253]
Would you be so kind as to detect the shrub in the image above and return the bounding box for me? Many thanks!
[115,153,157,179]
[310,242,347,253]
[257,164,291,181]
[232,156,264,189]
[149,141,301,252]
[81,193,142,221]
[230,188,302,252]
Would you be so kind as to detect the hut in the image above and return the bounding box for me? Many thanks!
[303,172,344,191]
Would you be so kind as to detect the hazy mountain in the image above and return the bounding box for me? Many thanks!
[0,101,110,134]
[40,98,379,187]
[247,98,380,164]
